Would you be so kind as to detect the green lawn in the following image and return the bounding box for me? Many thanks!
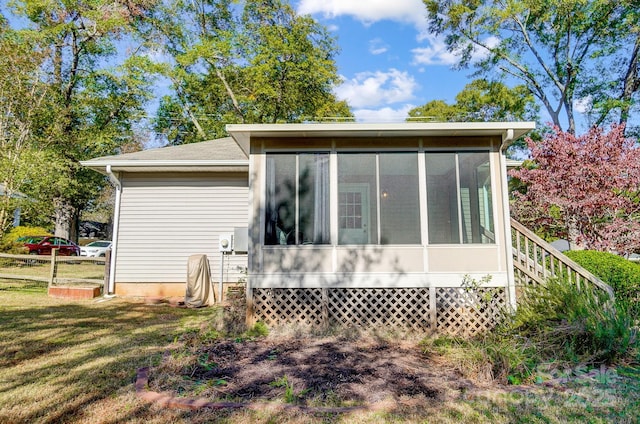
[0,280,224,423]
[1,280,639,423]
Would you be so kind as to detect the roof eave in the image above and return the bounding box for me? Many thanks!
[226,122,536,155]
[80,160,249,174]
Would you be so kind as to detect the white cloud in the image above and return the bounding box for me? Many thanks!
[297,0,426,28]
[411,34,459,66]
[335,69,418,108]
[574,95,593,114]
[412,35,501,66]
[353,105,416,123]
[369,38,389,55]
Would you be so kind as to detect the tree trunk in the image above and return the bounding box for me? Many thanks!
[0,192,12,237]
[54,198,78,242]
[619,33,640,129]
[566,215,583,251]
[0,206,7,240]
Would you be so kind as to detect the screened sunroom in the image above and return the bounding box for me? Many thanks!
[262,150,493,246]
[227,122,535,333]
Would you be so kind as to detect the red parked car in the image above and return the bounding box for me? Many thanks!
[17,236,81,256]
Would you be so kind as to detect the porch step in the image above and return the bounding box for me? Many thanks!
[48,286,102,299]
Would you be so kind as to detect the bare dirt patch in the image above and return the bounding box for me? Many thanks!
[148,334,483,409]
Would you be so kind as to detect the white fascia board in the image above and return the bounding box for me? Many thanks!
[227,122,536,153]
[505,158,524,169]
[81,159,249,173]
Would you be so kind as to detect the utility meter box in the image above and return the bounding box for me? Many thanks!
[233,227,248,253]
[218,234,233,252]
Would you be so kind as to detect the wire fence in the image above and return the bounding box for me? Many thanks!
[0,251,106,289]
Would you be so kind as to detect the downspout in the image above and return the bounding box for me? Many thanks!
[500,129,517,310]
[105,165,121,296]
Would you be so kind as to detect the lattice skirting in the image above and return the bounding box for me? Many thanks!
[250,287,507,336]
[435,287,507,337]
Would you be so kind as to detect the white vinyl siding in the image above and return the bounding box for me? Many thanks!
[116,173,249,284]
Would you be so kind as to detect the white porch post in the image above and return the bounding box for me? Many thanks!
[500,130,517,310]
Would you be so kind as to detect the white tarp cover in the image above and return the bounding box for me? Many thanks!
[185,254,215,307]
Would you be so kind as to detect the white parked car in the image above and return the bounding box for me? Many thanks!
[80,240,112,257]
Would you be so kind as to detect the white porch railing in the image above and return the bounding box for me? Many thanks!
[510,218,615,299]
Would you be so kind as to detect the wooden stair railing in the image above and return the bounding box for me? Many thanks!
[511,218,615,300]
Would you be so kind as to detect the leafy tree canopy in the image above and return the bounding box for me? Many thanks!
[146,0,352,145]
[424,0,640,134]
[0,21,63,237]
[407,79,537,122]
[510,124,640,254]
[2,0,157,240]
[407,79,539,156]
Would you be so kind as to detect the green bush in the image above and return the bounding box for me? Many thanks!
[245,321,269,338]
[422,277,638,384]
[0,226,53,253]
[2,226,52,242]
[565,250,640,314]
[512,278,637,365]
[420,335,536,383]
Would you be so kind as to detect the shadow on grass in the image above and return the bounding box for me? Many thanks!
[0,287,359,424]
[0,286,443,423]
[0,288,232,423]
